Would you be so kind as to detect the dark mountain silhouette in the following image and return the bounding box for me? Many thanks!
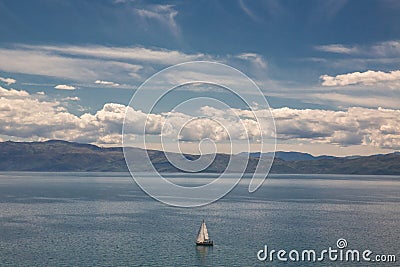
[0,140,399,175]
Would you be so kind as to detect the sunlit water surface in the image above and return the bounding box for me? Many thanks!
[0,172,399,266]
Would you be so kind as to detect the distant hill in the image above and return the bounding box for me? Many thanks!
[241,151,335,161]
[0,140,128,172]
[0,140,399,175]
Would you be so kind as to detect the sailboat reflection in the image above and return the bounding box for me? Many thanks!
[195,244,212,265]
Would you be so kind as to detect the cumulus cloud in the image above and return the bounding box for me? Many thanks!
[0,86,263,145]
[0,88,80,140]
[55,84,76,90]
[320,70,400,88]
[0,86,29,98]
[113,104,400,149]
[0,86,399,149]
[0,87,127,145]
[272,107,400,148]
[0,77,16,85]
[95,80,120,87]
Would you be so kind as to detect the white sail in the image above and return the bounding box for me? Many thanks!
[196,220,209,242]
[196,221,205,242]
[203,221,209,240]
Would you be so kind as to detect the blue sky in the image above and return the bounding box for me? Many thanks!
[0,0,399,155]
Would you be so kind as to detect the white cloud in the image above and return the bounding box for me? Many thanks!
[239,0,283,21]
[0,44,271,88]
[315,44,358,54]
[1,86,399,150]
[239,0,262,22]
[236,53,267,69]
[113,0,133,3]
[0,77,16,85]
[124,104,400,149]
[64,96,80,101]
[272,107,400,148]
[315,40,400,57]
[320,70,400,87]
[311,40,400,73]
[135,5,180,37]
[311,93,400,109]
[0,86,29,98]
[55,84,76,90]
[0,88,81,140]
[19,44,205,65]
[95,80,120,87]
[370,40,400,57]
[313,0,348,21]
[0,47,143,82]
[0,86,127,145]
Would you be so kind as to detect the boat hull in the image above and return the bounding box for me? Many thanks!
[196,241,213,246]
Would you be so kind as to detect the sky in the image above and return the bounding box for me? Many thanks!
[0,0,399,156]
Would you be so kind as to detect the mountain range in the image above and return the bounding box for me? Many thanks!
[0,140,399,175]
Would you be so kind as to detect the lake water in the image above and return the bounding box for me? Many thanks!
[0,172,399,266]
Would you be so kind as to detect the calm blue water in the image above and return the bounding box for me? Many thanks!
[0,172,399,266]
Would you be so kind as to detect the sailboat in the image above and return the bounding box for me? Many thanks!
[196,219,213,246]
